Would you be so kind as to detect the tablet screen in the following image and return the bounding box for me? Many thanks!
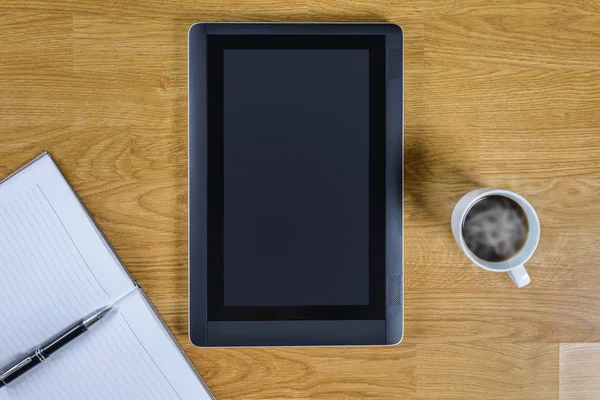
[223,49,370,307]
[206,35,386,321]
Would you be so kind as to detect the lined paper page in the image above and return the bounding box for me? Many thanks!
[128,292,213,400]
[0,291,213,400]
[0,154,133,365]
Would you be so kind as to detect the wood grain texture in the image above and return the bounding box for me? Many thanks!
[417,343,559,399]
[424,16,600,69]
[308,0,454,17]
[405,289,600,343]
[0,0,308,18]
[560,344,600,399]
[0,0,599,398]
[455,0,600,15]
[182,342,416,399]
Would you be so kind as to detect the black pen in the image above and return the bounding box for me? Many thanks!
[0,307,112,388]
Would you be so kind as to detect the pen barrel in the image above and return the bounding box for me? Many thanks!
[1,357,42,385]
[42,323,87,357]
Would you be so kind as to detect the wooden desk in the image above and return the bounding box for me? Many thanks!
[1,1,599,398]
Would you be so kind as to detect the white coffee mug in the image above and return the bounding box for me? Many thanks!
[451,189,540,288]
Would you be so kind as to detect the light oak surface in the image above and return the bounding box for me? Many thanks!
[1,0,599,398]
[560,344,600,400]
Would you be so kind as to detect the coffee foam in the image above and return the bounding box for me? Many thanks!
[463,198,527,262]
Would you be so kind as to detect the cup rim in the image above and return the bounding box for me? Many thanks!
[457,189,540,272]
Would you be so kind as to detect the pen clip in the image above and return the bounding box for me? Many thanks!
[0,357,32,380]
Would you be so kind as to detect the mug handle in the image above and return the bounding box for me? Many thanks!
[508,265,531,288]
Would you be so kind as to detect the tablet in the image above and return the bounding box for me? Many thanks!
[189,23,403,347]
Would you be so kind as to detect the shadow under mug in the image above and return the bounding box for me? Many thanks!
[451,189,540,288]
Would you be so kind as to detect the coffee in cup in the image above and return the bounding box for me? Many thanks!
[462,195,529,263]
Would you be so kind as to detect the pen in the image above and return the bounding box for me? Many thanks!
[0,307,112,388]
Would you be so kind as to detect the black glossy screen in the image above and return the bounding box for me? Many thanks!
[222,49,370,307]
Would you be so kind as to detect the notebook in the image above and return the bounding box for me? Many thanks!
[0,153,213,400]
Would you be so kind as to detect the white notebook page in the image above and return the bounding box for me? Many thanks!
[0,154,133,366]
[0,290,212,400]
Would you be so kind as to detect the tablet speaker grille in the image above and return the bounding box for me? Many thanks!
[387,274,403,307]
[388,48,403,80]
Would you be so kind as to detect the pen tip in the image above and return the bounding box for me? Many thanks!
[98,307,112,319]
[83,307,113,328]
